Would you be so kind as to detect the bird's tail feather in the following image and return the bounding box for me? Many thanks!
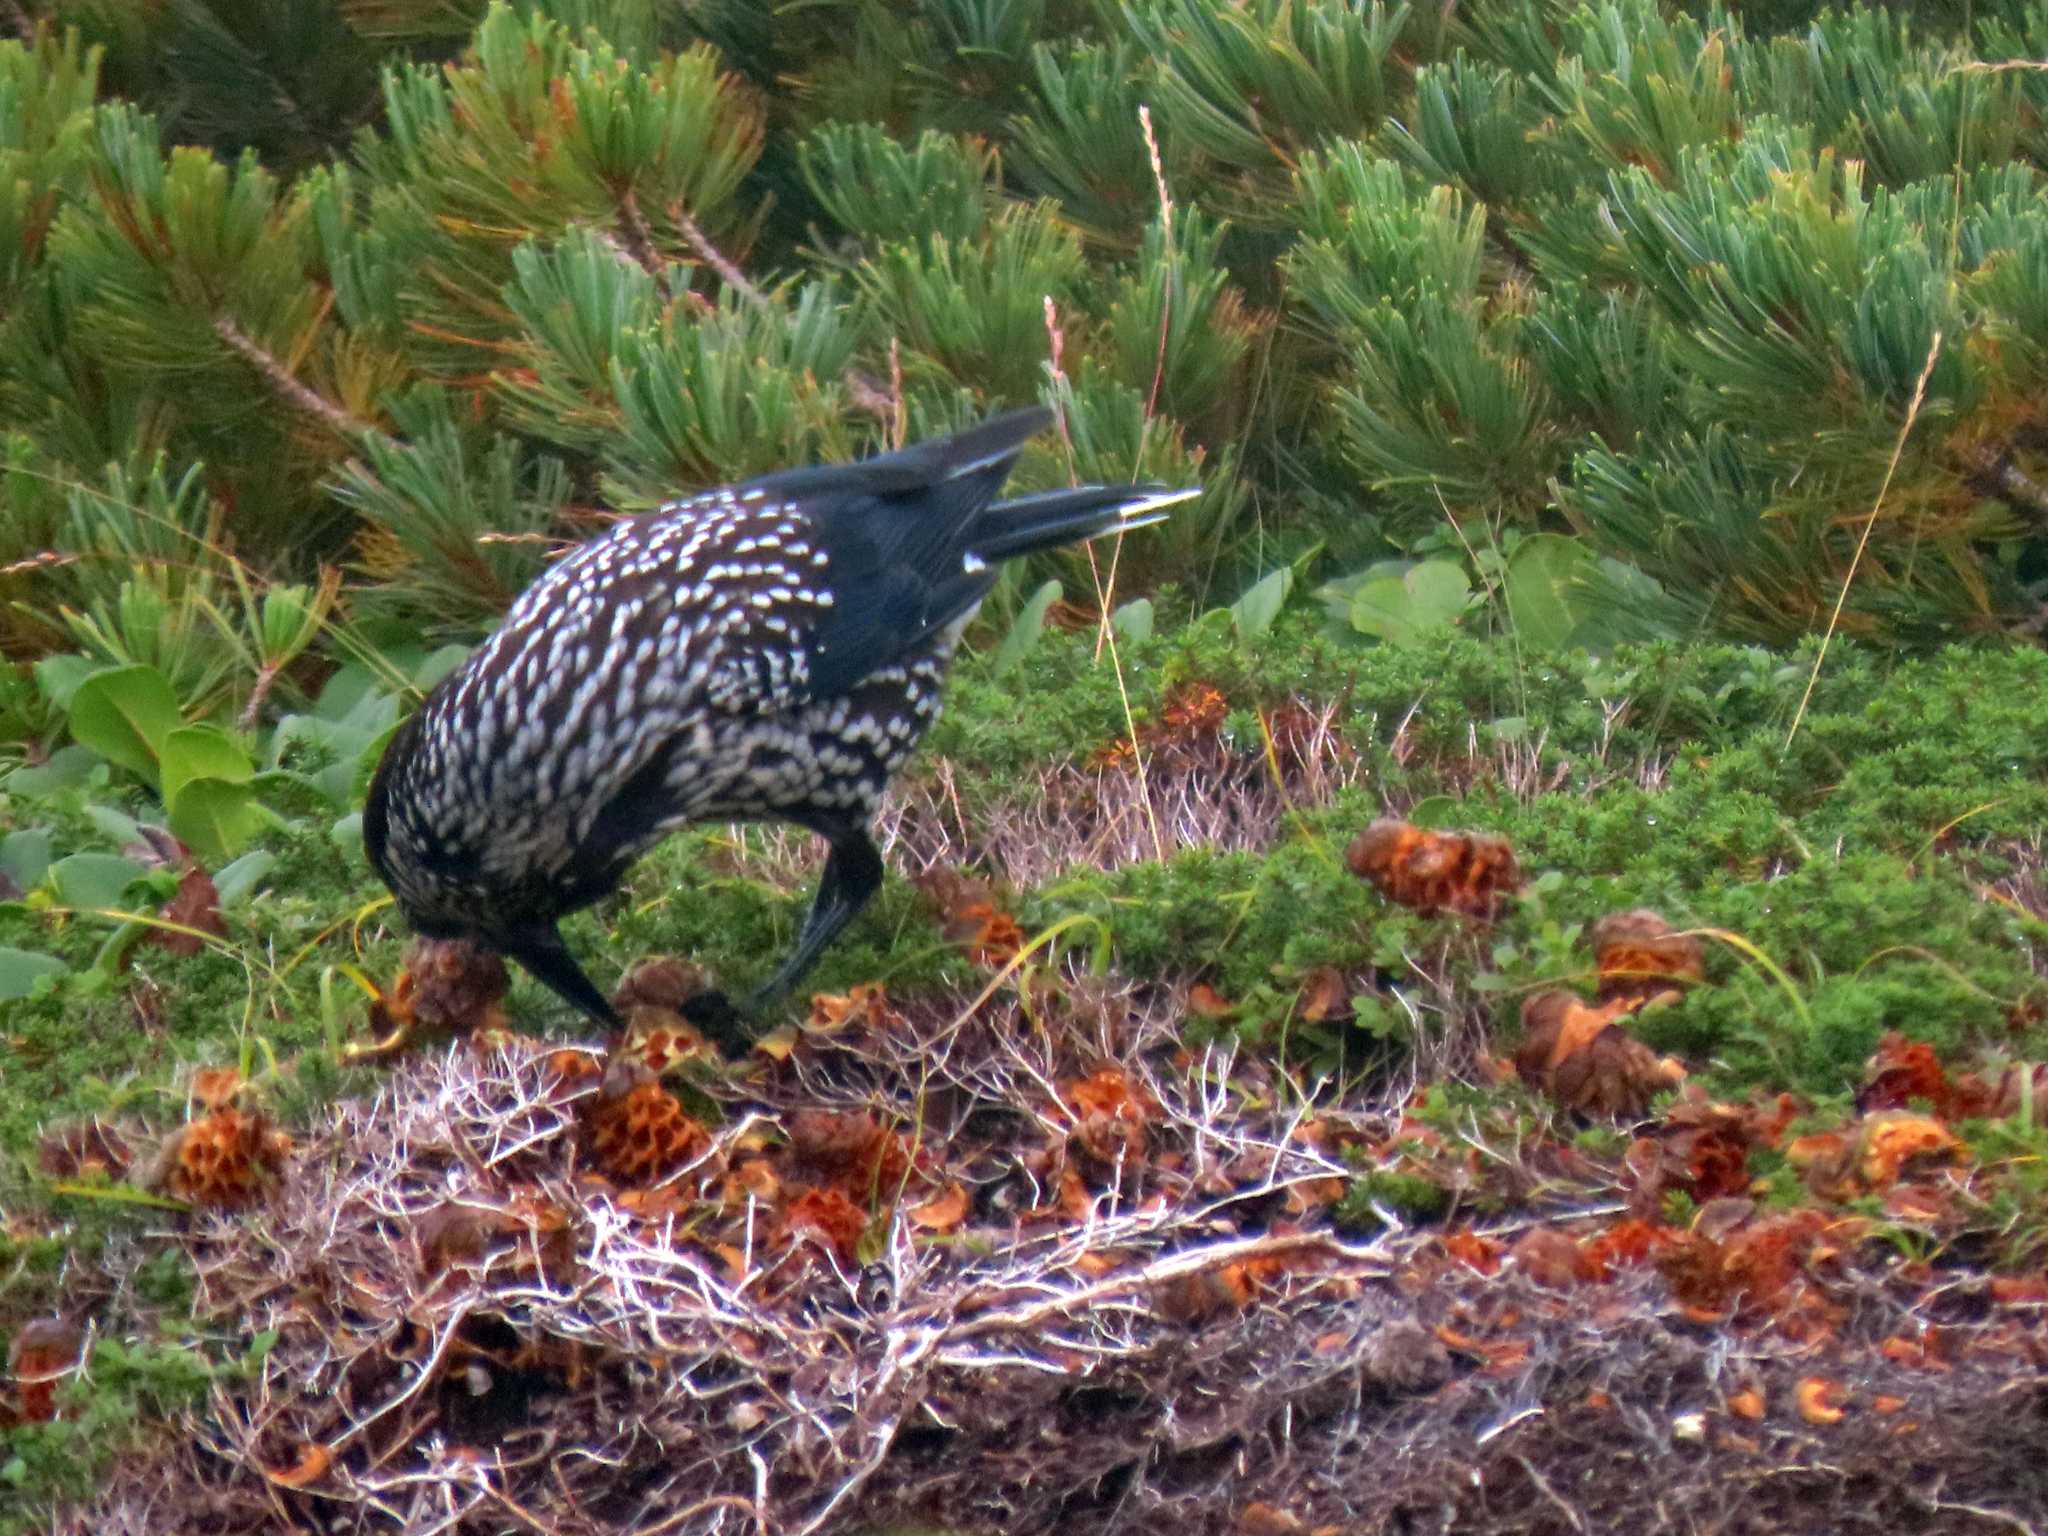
[853,406,1056,493]
[970,485,1199,564]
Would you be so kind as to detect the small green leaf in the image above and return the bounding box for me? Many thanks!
[1229,565,1294,641]
[414,644,472,691]
[1405,559,1472,626]
[1,829,52,891]
[993,579,1062,676]
[331,812,363,851]
[213,850,277,908]
[65,664,183,780]
[4,744,101,795]
[48,852,147,909]
[312,662,384,723]
[167,779,266,864]
[0,946,67,1000]
[1405,795,1461,829]
[32,653,102,711]
[1349,574,1412,640]
[86,811,147,857]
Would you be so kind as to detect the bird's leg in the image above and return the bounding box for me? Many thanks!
[747,821,885,1009]
[503,923,624,1035]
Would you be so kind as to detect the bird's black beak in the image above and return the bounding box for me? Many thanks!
[500,924,624,1035]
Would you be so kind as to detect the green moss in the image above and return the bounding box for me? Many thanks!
[6,628,2048,1141]
[1335,1168,1452,1230]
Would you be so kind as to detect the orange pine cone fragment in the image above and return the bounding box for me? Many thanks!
[349,936,511,1063]
[153,1107,290,1207]
[584,1079,713,1186]
[1061,1067,1156,1170]
[1347,818,1520,920]
[1514,991,1686,1118]
[1856,1031,1955,1116]
[1590,908,1704,1006]
[912,869,1025,967]
[781,1186,868,1265]
[786,1109,911,1197]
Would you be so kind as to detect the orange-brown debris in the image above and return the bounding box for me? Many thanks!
[611,956,714,1014]
[1514,991,1686,1118]
[1089,681,1230,771]
[785,1108,912,1197]
[912,867,1025,967]
[1346,818,1520,920]
[1061,1066,1156,1171]
[1856,1031,1955,1117]
[780,1186,868,1265]
[37,1118,132,1181]
[806,983,903,1037]
[1625,1089,1753,1211]
[150,866,227,957]
[593,960,730,1080]
[1590,908,1705,1007]
[6,1318,84,1424]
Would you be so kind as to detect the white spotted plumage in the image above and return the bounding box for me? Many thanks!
[362,408,1193,1039]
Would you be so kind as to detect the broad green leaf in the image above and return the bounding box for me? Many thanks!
[1350,560,1470,643]
[265,715,379,804]
[993,579,1062,676]
[1405,560,1472,626]
[1111,598,1155,644]
[48,852,147,909]
[0,947,67,1001]
[0,829,52,892]
[331,812,364,851]
[158,724,254,809]
[1229,566,1294,641]
[1504,532,1592,651]
[315,664,375,719]
[65,665,182,779]
[167,779,266,864]
[1349,574,1414,640]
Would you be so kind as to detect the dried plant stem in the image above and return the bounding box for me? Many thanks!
[1045,295,1165,864]
[1787,329,1943,749]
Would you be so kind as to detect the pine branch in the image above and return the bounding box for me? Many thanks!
[211,315,370,444]
[612,187,677,305]
[671,202,770,315]
[1965,444,2048,525]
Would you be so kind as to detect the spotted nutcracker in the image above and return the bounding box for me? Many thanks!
[363,407,1190,1052]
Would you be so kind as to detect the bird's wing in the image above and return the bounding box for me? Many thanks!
[776,410,1052,699]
